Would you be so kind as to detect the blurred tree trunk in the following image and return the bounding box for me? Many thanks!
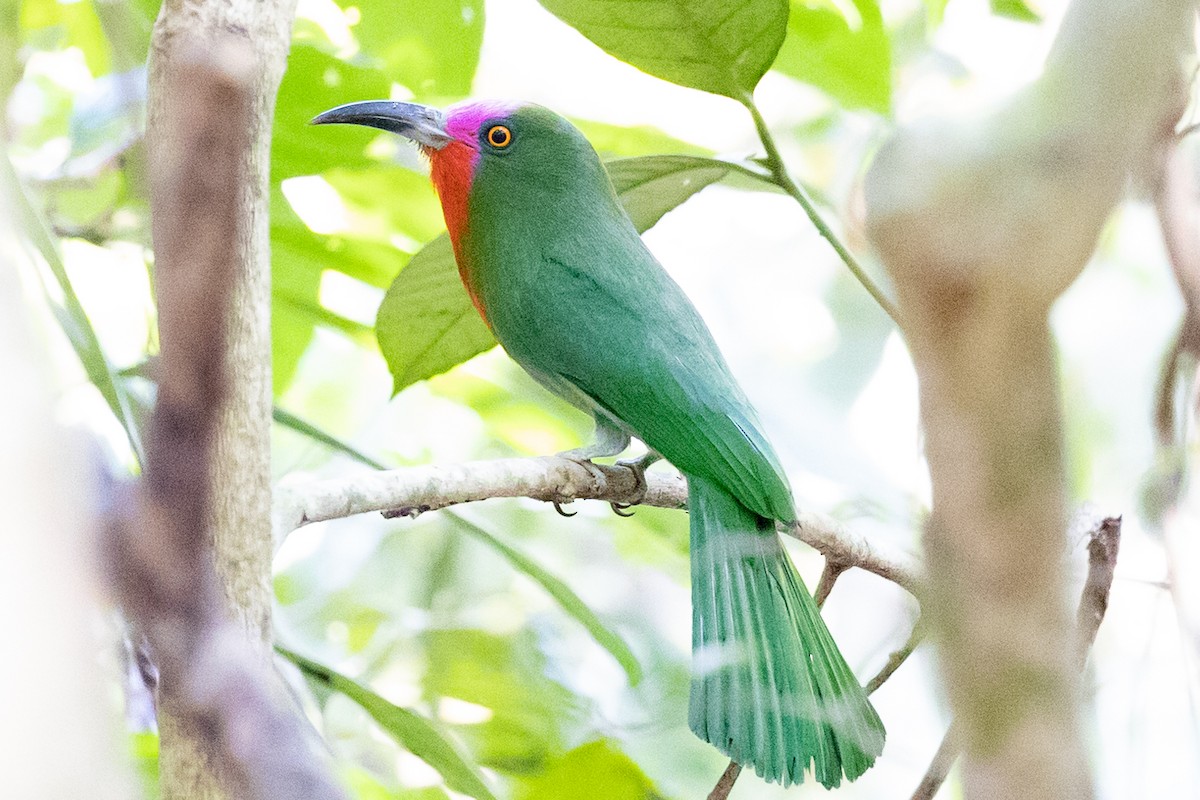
[1,156,134,800]
[146,0,296,796]
[866,1,1191,797]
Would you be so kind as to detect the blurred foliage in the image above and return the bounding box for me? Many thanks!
[9,0,1171,797]
[282,645,500,800]
[774,0,892,114]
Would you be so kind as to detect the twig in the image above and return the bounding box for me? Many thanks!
[866,617,926,695]
[273,458,921,596]
[105,40,345,800]
[707,760,742,800]
[908,516,1124,799]
[813,559,849,608]
[1076,516,1122,665]
[910,721,960,800]
[741,96,902,327]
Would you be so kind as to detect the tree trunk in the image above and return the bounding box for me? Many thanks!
[865,1,1191,797]
[146,0,295,795]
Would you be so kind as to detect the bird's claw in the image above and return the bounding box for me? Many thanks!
[612,451,658,515]
[610,502,635,517]
[553,500,578,517]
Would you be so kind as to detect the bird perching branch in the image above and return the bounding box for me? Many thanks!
[864,1,1191,798]
[272,456,921,596]
[108,43,345,800]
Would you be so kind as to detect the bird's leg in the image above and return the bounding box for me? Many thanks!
[554,416,630,515]
[610,450,662,516]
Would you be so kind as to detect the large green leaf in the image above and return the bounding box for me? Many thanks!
[449,512,642,686]
[376,232,490,393]
[377,155,765,394]
[349,0,485,98]
[537,0,788,100]
[772,0,892,114]
[278,646,500,800]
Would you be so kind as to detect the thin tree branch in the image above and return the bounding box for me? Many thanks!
[813,559,849,608]
[1076,516,1122,665]
[866,616,926,696]
[273,457,921,596]
[910,720,961,800]
[707,760,742,800]
[106,41,345,800]
[788,511,921,595]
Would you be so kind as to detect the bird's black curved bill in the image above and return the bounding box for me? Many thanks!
[311,100,453,150]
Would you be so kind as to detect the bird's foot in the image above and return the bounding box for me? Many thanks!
[553,450,611,518]
[609,451,662,517]
[556,449,610,488]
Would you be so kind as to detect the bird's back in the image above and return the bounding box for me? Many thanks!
[458,132,795,523]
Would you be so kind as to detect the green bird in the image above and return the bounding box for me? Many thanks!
[313,99,885,787]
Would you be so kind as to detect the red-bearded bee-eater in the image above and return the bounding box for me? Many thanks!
[312,99,885,788]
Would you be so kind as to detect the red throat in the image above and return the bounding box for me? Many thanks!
[427,141,488,324]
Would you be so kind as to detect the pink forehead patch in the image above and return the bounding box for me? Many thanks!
[444,99,524,143]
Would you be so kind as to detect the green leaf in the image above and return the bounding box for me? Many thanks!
[273,405,388,469]
[772,0,892,114]
[991,0,1040,22]
[606,155,741,230]
[273,45,393,181]
[278,646,500,800]
[421,629,578,774]
[349,0,485,98]
[536,0,789,99]
[520,740,664,800]
[1,0,21,102]
[3,153,144,463]
[449,512,643,686]
[324,167,447,253]
[376,232,492,394]
[376,154,757,393]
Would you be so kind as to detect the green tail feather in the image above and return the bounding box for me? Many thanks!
[687,474,885,788]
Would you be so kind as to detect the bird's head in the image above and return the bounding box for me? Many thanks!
[312,99,607,248]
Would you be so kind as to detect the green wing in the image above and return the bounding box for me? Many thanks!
[494,234,795,524]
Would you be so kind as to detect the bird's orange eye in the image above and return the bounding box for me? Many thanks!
[486,125,512,148]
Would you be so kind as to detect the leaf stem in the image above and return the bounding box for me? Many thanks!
[742,98,902,327]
